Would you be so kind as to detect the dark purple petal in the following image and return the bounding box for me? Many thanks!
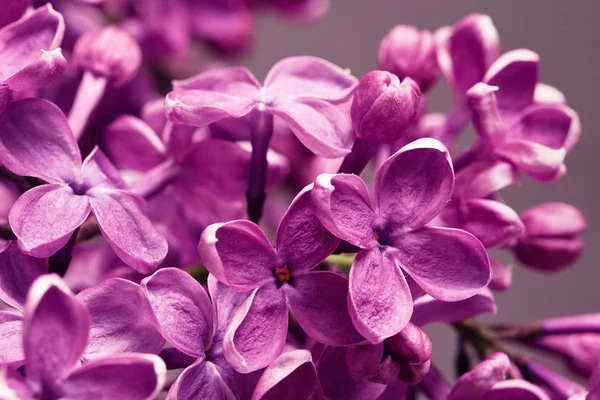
[0,0,29,29]
[392,226,491,301]
[0,310,23,365]
[411,288,496,326]
[375,138,454,230]
[223,285,288,373]
[287,271,363,346]
[349,247,413,344]
[78,278,165,360]
[311,174,376,249]
[0,242,46,311]
[199,220,278,291]
[141,268,214,357]
[9,184,91,258]
[276,185,339,274]
[0,98,80,183]
[166,358,235,400]
[264,56,357,103]
[24,275,89,393]
[61,354,166,400]
[346,343,384,379]
[88,189,168,273]
[251,349,317,400]
[448,353,510,400]
[515,237,584,272]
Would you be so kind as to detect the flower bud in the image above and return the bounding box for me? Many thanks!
[350,70,421,143]
[378,25,439,92]
[73,26,142,87]
[514,202,586,271]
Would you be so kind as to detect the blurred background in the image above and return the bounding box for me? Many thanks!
[224,0,598,380]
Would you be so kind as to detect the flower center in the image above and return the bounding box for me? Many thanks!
[275,265,292,284]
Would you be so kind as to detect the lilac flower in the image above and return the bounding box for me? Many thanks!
[528,333,600,378]
[0,274,166,400]
[311,138,491,343]
[199,186,363,372]
[0,98,168,273]
[0,4,67,97]
[514,202,586,272]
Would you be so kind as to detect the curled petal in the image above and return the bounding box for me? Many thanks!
[454,159,519,200]
[489,258,513,291]
[494,140,566,182]
[483,379,551,400]
[287,272,363,346]
[264,56,357,103]
[411,288,496,326]
[311,174,376,249]
[61,354,167,400]
[9,184,91,258]
[466,83,505,144]
[166,359,235,400]
[223,285,288,373]
[448,353,510,400]
[251,349,317,400]
[207,274,252,342]
[0,242,46,311]
[3,48,67,91]
[534,83,566,105]
[276,185,340,274]
[349,247,413,344]
[24,275,89,393]
[521,202,586,237]
[78,278,165,359]
[375,138,454,230]
[88,189,167,273]
[392,226,491,301]
[141,268,214,357]
[198,220,277,291]
[0,311,23,365]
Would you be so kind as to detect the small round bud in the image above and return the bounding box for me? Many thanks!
[378,25,439,92]
[350,70,421,143]
[73,26,142,87]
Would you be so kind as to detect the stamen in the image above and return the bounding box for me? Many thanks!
[275,265,292,283]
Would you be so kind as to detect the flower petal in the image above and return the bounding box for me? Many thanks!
[198,220,277,291]
[466,82,506,144]
[311,174,376,249]
[521,202,586,237]
[276,185,340,274]
[0,98,80,183]
[489,258,513,292]
[61,354,166,400]
[346,343,384,379]
[0,4,65,85]
[9,184,91,258]
[264,56,357,103]
[81,147,128,190]
[484,49,539,120]
[251,349,317,400]
[223,285,288,373]
[0,365,34,399]
[392,226,491,301]
[0,242,46,311]
[88,189,167,273]
[287,271,363,346]
[3,47,67,92]
[166,359,235,400]
[24,275,89,393]
[0,311,23,365]
[141,268,214,357]
[375,138,453,230]
[349,247,413,344]
[267,98,354,158]
[104,115,167,172]
[207,274,252,343]
[411,288,496,326]
[448,353,510,400]
[453,159,519,200]
[483,380,551,400]
[78,278,165,360]
[0,0,29,29]
[494,140,566,182]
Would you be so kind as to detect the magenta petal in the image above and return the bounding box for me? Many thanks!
[521,202,586,237]
[448,353,510,400]
[411,288,496,326]
[268,98,354,158]
[0,98,81,183]
[207,274,252,342]
[0,310,23,365]
[0,0,29,29]
[484,49,539,119]
[494,140,566,182]
[141,268,214,357]
[375,138,453,230]
[0,242,46,311]
[346,343,384,379]
[24,275,89,393]
[312,174,376,249]
[104,115,167,172]
[482,380,551,400]
[454,159,520,200]
[9,184,91,258]
[466,83,506,144]
[276,186,340,274]
[199,220,278,291]
[3,47,67,91]
[392,226,491,301]
[264,56,357,103]
[61,354,166,400]
[287,271,363,346]
[0,4,65,85]
[88,189,167,273]
[489,258,513,292]
[349,247,413,344]
[251,349,317,400]
[166,359,235,400]
[81,147,128,190]
[78,278,165,359]
[223,285,288,373]
[0,365,34,399]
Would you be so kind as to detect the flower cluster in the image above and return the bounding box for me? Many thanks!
[0,3,595,400]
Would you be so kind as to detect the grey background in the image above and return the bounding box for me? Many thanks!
[226,0,598,380]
